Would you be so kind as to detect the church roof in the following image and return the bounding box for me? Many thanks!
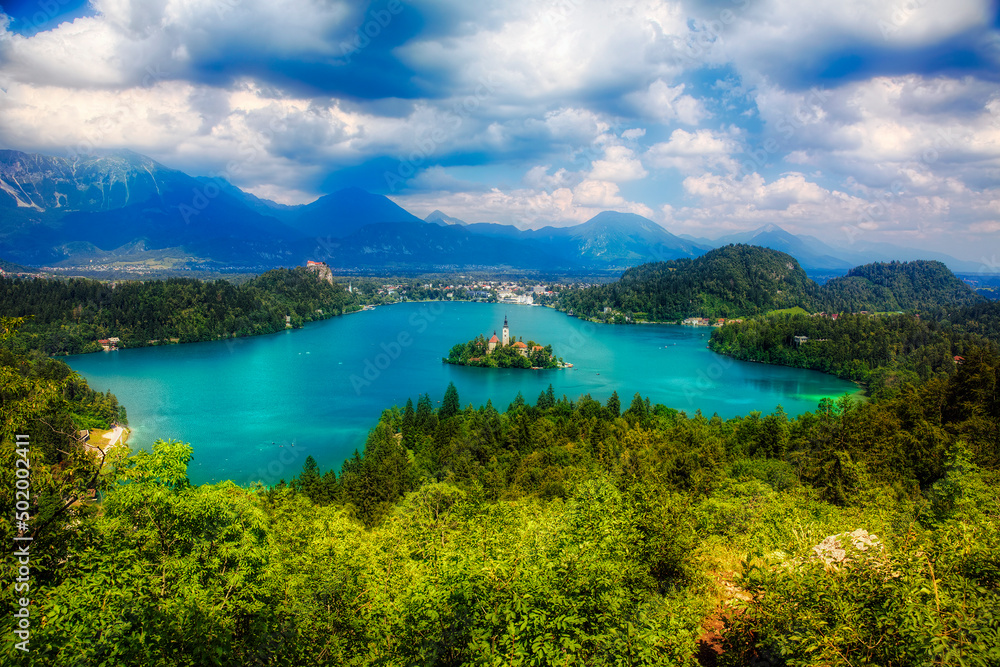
[488,333,500,343]
[512,341,528,348]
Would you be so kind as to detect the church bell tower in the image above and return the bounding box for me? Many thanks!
[502,314,509,346]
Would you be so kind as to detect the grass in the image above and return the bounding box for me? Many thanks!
[766,306,811,317]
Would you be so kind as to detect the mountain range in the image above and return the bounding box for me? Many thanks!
[0,148,983,275]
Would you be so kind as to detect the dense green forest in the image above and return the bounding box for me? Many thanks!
[0,267,359,355]
[557,247,982,322]
[557,245,819,322]
[445,335,561,369]
[708,302,1000,395]
[3,301,1000,664]
[0,258,34,273]
[820,260,982,313]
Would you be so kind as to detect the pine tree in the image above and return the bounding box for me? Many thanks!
[440,382,460,419]
[508,392,526,412]
[607,391,621,417]
[416,393,433,428]
[402,397,417,450]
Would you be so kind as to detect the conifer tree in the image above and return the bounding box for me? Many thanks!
[440,382,460,419]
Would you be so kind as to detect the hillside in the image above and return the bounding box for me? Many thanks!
[531,211,708,266]
[0,149,303,268]
[820,260,982,312]
[560,252,983,322]
[0,257,35,273]
[0,266,358,355]
[289,187,423,238]
[558,245,818,321]
[714,224,853,272]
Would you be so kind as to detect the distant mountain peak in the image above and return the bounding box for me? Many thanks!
[290,186,422,238]
[757,223,784,234]
[425,210,468,226]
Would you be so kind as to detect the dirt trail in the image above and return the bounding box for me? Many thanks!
[696,572,750,666]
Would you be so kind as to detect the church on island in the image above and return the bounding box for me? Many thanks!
[445,316,568,369]
[486,315,544,358]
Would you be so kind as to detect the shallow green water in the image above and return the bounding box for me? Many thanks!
[64,302,857,485]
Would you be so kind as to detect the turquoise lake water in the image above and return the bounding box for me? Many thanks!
[63,302,857,486]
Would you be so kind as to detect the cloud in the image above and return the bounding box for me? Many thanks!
[0,0,996,261]
[588,145,648,182]
[688,0,997,87]
[754,75,1000,188]
[646,128,741,174]
[393,171,654,228]
[627,79,706,124]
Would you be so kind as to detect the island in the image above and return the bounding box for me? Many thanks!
[444,315,569,369]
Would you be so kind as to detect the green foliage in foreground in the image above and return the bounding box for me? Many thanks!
[0,266,359,355]
[2,317,1000,665]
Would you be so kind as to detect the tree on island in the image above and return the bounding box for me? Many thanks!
[445,336,562,370]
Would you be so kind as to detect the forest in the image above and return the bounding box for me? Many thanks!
[0,267,359,356]
[556,246,981,323]
[2,299,1000,664]
[708,302,1000,396]
[2,252,1000,665]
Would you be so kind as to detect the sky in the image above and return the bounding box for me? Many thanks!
[0,0,998,263]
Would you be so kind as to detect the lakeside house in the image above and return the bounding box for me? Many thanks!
[97,337,120,351]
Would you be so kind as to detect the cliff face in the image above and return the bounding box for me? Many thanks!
[306,262,334,285]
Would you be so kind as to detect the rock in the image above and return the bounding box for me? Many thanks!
[812,529,883,568]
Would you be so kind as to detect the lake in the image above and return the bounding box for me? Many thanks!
[64,302,857,485]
